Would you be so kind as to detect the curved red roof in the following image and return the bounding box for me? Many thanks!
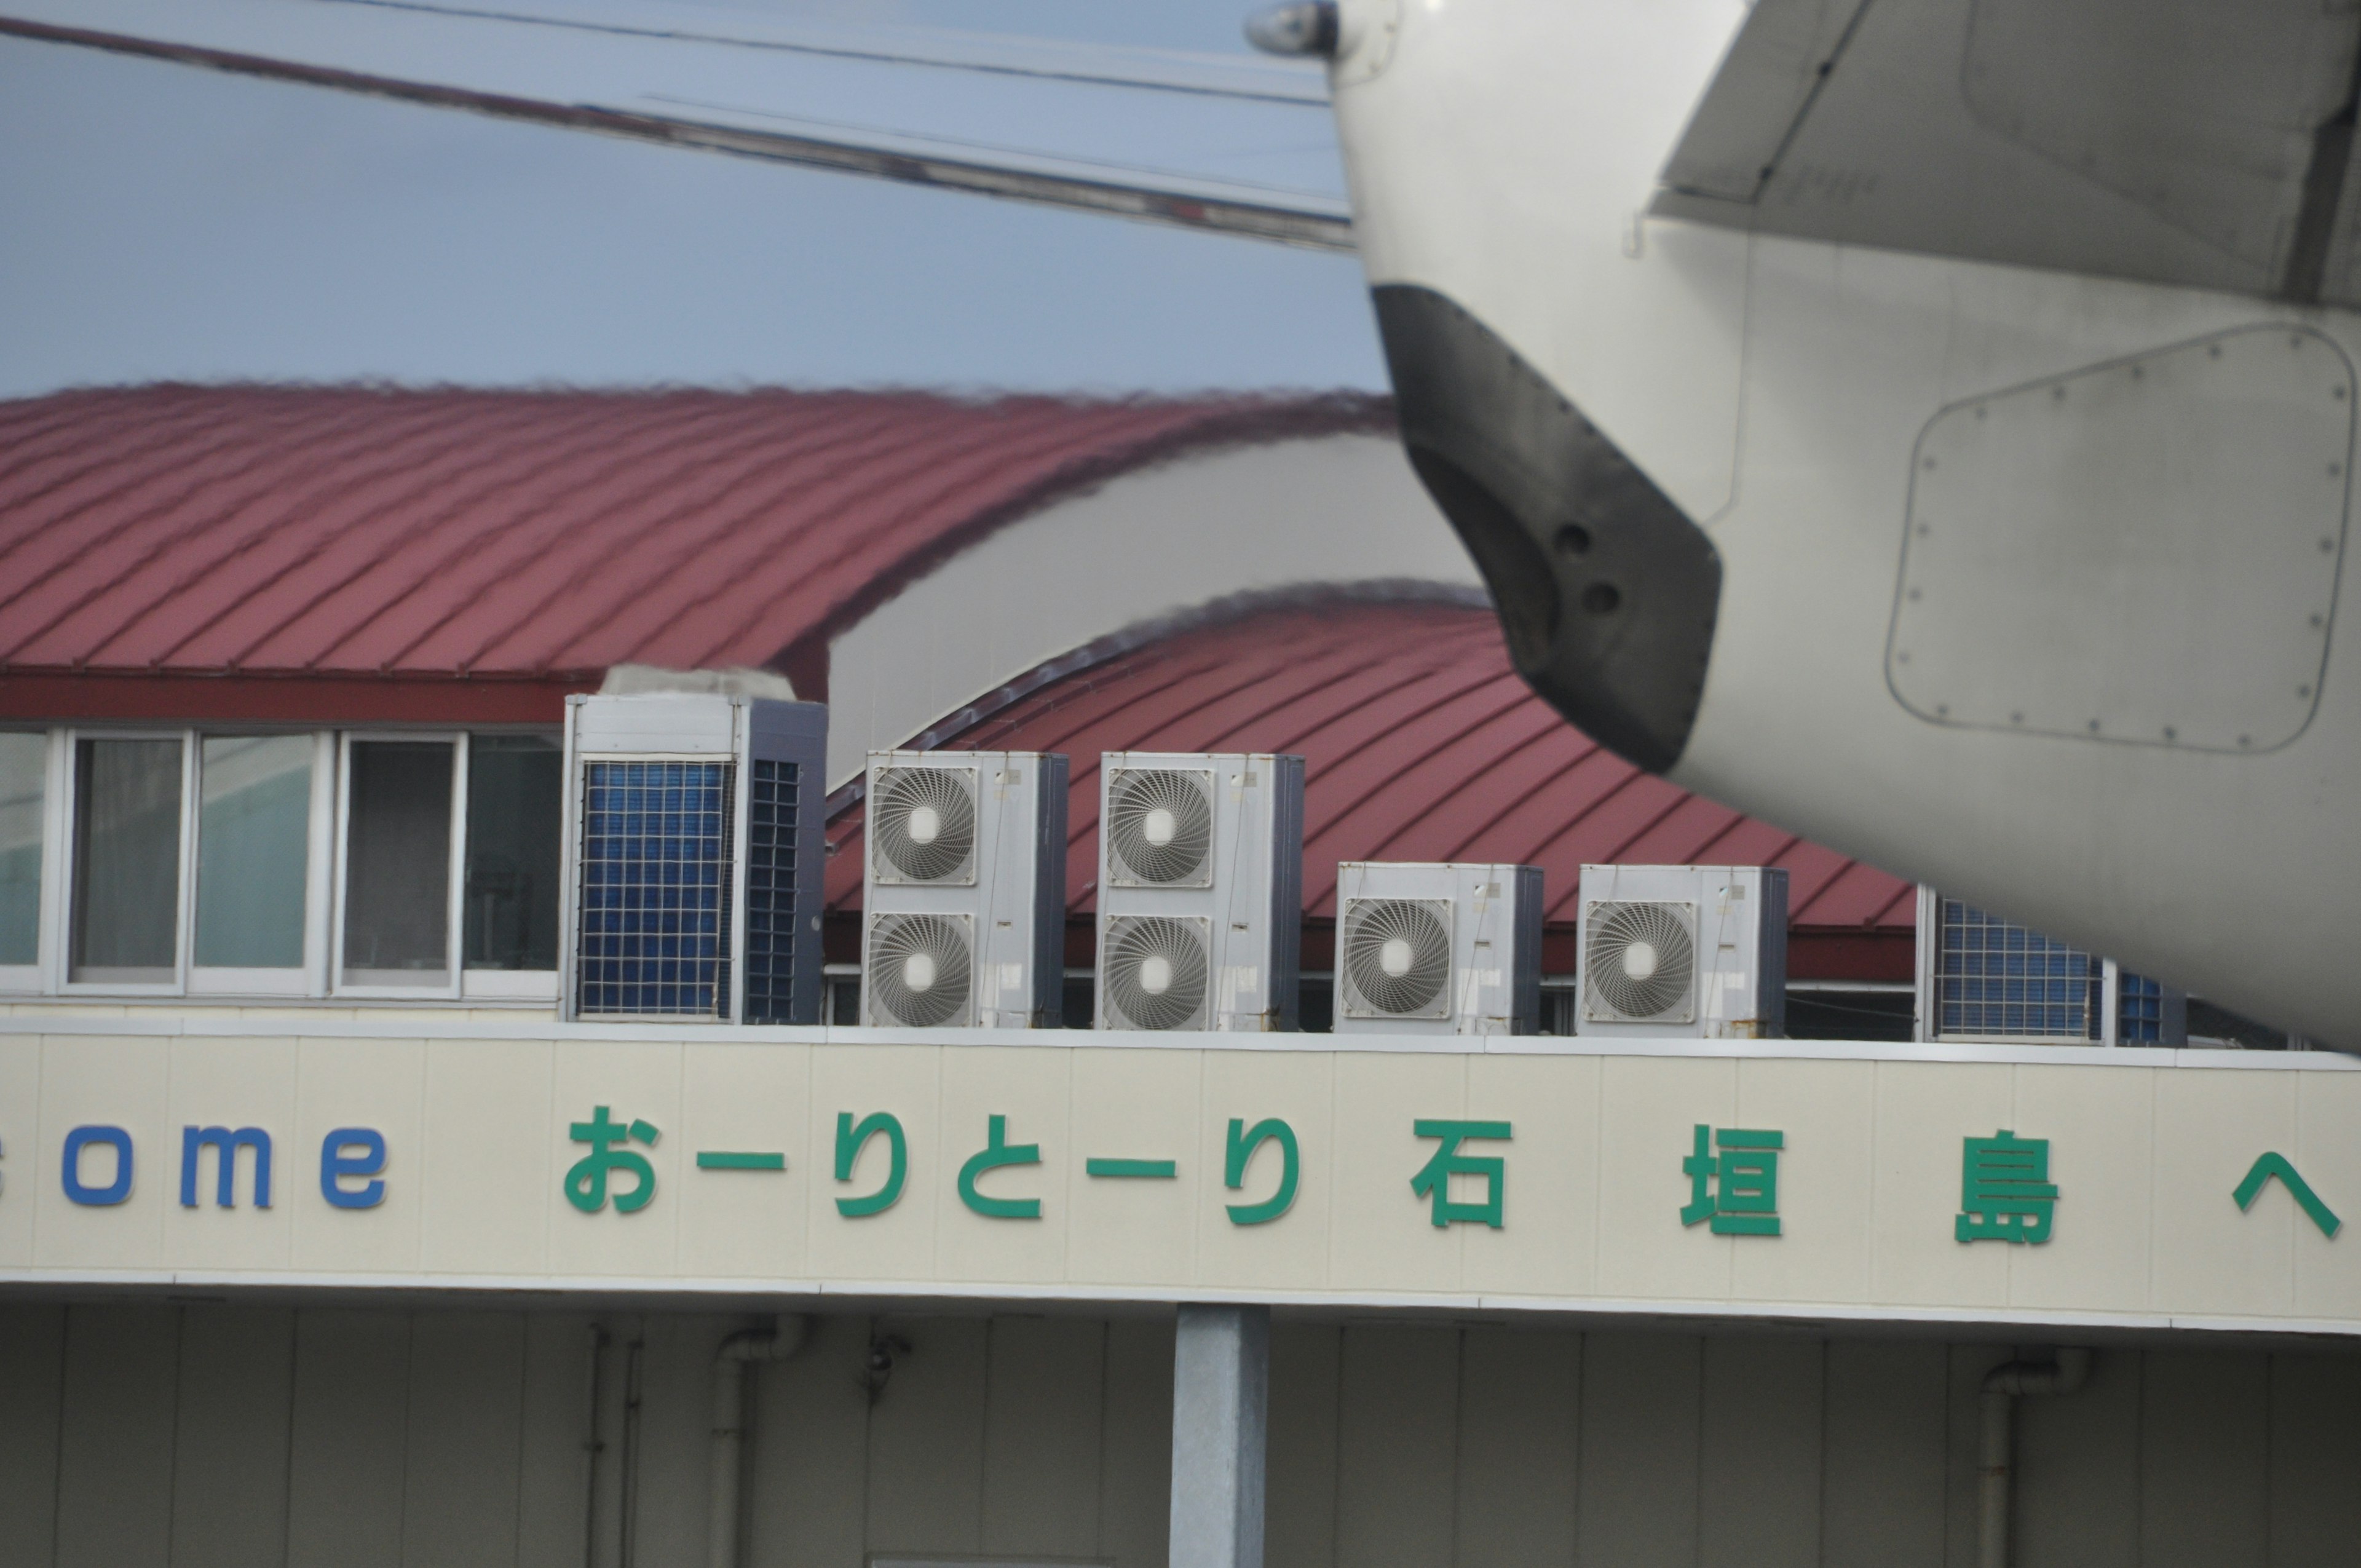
[823,595,1915,976]
[0,384,1388,721]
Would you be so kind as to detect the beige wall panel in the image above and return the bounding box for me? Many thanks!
[748,1312,874,1568]
[2266,1352,2361,1568]
[1334,1324,1460,1568]
[0,1036,41,1264]
[1870,1062,2012,1309]
[170,1304,295,1568]
[2006,1065,2153,1313]
[805,1045,943,1283]
[1455,1324,1580,1567]
[1096,1316,1175,1568]
[1820,1339,1947,1568]
[401,1311,527,1568]
[166,1035,298,1270]
[53,1302,178,1568]
[2293,1072,2361,1319]
[516,1313,596,1568]
[1193,1050,1335,1293]
[293,1036,426,1273]
[1067,1048,1201,1288]
[1327,1053,1469,1294]
[2153,1074,2300,1318]
[2140,1350,2269,1568]
[933,1048,1070,1286]
[0,1305,65,1566]
[1463,1054,1600,1299]
[980,1316,1107,1558]
[629,1314,738,1567]
[2014,1343,2141,1568]
[547,1042,683,1279]
[286,1309,413,1568]
[865,1315,989,1556]
[1731,1057,1872,1304]
[678,1042,811,1279]
[1697,1334,1821,1568]
[421,1039,555,1277]
[1576,1332,1702,1567]
[1596,1056,1736,1302]
[34,1035,168,1268]
[1266,1322,1342,1568]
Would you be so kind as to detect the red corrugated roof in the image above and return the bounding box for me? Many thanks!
[822,595,1915,969]
[0,384,1389,717]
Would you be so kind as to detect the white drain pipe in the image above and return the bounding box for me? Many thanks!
[1977,1348,2092,1568]
[708,1315,811,1568]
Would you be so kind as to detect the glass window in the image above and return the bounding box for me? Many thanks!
[194,735,313,970]
[463,734,561,972]
[343,740,453,984]
[0,732,44,967]
[71,736,184,983]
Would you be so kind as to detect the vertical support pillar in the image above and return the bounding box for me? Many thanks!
[1169,1303,1269,1568]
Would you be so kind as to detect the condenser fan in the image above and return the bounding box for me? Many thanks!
[872,766,977,883]
[868,912,973,1027]
[1101,916,1209,1030]
[1340,898,1452,1018]
[1106,769,1213,885]
[1582,900,1697,1022]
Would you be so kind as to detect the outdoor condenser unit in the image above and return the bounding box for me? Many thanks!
[1333,861,1544,1036]
[861,749,1069,1029]
[1094,751,1304,1032]
[1575,864,1787,1039]
[560,693,826,1024]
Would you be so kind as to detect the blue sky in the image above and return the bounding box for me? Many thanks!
[0,1,1385,398]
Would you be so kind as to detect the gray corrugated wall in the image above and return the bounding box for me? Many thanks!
[1,1302,2355,1567]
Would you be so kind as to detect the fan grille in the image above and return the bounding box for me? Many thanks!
[1340,898,1453,1018]
[1101,916,1210,1031]
[867,913,973,1028]
[872,766,978,884]
[1105,769,1213,886]
[1582,900,1697,1022]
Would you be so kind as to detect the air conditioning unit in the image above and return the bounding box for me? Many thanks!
[1575,865,1787,1039]
[861,750,1069,1029]
[561,694,827,1024]
[1095,751,1303,1032]
[1333,862,1543,1036]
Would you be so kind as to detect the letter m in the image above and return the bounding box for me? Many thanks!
[181,1127,272,1209]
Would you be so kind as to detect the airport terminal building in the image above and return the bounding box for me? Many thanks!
[0,386,2354,1568]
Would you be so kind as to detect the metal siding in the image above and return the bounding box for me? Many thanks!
[287,1310,413,1568]
[2142,1350,2271,1568]
[863,1317,989,1557]
[168,1304,295,1568]
[1334,1324,1460,1568]
[0,1305,66,1567]
[2266,1352,2361,1568]
[1698,1335,1822,1568]
[1821,1340,1950,1568]
[746,1312,874,1568]
[1265,1322,1342,1568]
[1453,1325,1580,1567]
[1576,1332,1703,1567]
[1097,1317,1176,1568]
[979,1317,1107,1559]
[515,1314,596,1568]
[53,1303,180,1568]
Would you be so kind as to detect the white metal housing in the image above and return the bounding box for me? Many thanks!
[1575,864,1787,1039]
[1094,751,1303,1032]
[560,694,827,1024]
[861,749,1069,1029]
[1333,861,1541,1036]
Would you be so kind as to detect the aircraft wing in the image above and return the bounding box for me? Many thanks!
[1652,0,2361,304]
[0,0,1351,251]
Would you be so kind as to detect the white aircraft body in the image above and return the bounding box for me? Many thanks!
[5,0,2354,1043]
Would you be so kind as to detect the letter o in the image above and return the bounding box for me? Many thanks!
[63,1125,134,1206]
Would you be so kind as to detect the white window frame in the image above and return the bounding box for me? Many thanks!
[0,726,61,995]
[333,729,468,1000]
[456,728,563,1004]
[57,726,196,997]
[186,729,334,998]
